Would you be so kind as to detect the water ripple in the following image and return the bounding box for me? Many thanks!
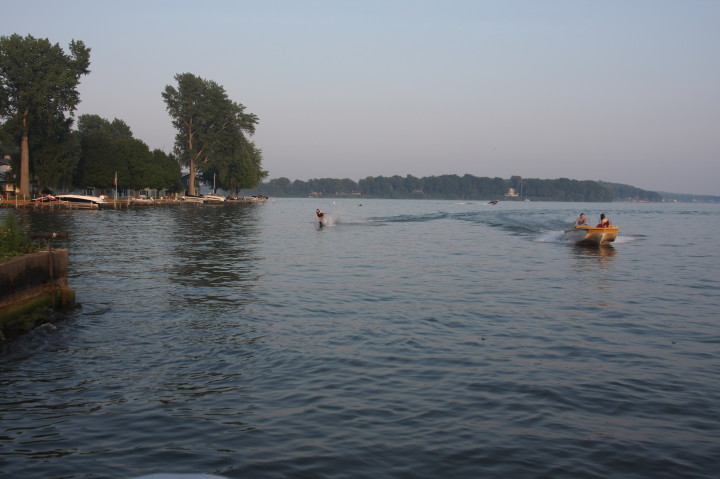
[1,200,719,478]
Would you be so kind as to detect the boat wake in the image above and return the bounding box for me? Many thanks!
[610,235,640,244]
[312,208,643,246]
[318,212,449,227]
[535,231,571,243]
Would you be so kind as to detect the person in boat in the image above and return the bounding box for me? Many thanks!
[597,213,611,228]
[315,208,325,226]
[575,213,588,225]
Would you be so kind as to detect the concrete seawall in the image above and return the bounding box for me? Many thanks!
[0,250,75,339]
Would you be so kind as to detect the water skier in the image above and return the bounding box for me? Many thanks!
[315,208,325,227]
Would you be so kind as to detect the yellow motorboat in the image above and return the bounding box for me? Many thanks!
[563,225,619,245]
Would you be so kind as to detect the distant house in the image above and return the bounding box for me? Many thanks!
[506,188,519,197]
[0,156,15,199]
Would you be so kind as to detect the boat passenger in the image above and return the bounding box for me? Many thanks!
[575,213,588,225]
[597,213,610,228]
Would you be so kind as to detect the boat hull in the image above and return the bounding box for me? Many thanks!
[563,225,618,245]
[202,194,226,204]
[55,194,106,209]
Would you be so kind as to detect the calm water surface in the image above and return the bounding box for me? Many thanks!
[1,199,719,478]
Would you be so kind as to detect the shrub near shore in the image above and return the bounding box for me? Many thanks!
[0,213,37,262]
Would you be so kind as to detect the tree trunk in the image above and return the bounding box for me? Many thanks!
[186,128,196,196]
[20,133,30,199]
[188,158,195,196]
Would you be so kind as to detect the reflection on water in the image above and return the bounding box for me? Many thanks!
[572,243,617,263]
[568,244,618,305]
[168,205,265,311]
[171,206,262,277]
[17,204,266,313]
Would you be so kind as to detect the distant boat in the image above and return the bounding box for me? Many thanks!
[226,195,268,203]
[55,194,106,209]
[563,225,619,245]
[129,196,155,206]
[225,195,268,204]
[31,194,57,203]
[488,200,499,205]
[180,195,204,204]
[202,194,226,204]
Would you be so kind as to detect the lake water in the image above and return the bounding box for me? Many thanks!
[1,198,719,479]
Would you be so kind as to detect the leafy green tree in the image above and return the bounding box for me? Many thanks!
[0,109,79,192]
[75,115,131,190]
[258,177,294,197]
[74,129,120,190]
[162,73,264,195]
[147,149,182,192]
[255,174,658,202]
[74,114,181,194]
[491,177,508,196]
[404,175,422,194]
[30,111,80,191]
[599,181,662,201]
[359,176,393,197]
[233,142,267,192]
[0,34,90,197]
[201,139,266,194]
[120,138,155,190]
[76,114,132,139]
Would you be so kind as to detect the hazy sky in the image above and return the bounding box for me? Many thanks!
[4,0,719,195]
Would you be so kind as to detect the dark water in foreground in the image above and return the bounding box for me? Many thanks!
[1,199,719,478]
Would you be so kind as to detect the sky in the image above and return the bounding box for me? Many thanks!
[3,0,719,195]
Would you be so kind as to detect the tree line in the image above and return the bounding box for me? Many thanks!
[0,34,266,198]
[255,174,663,202]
